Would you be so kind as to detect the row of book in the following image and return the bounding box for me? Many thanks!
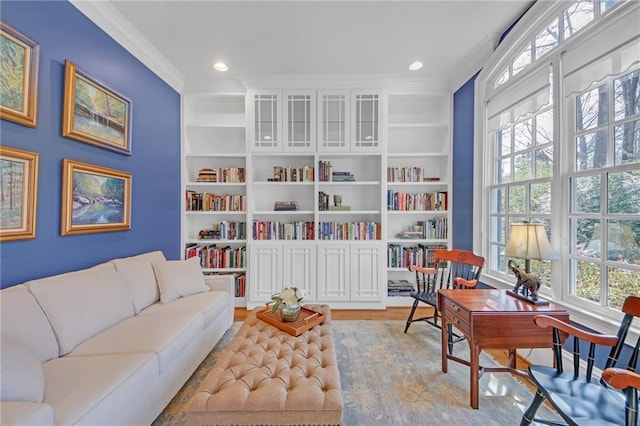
[269,166,314,182]
[387,244,447,268]
[185,244,246,269]
[387,190,448,211]
[204,272,246,298]
[395,218,448,240]
[387,279,414,297]
[252,221,315,240]
[387,167,440,183]
[198,221,246,240]
[195,167,246,183]
[185,190,246,212]
[318,221,381,240]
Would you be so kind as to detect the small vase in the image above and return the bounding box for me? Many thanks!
[280,303,301,322]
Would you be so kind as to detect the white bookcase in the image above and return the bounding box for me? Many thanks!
[182,86,451,309]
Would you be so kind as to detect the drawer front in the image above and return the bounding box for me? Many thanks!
[441,297,471,335]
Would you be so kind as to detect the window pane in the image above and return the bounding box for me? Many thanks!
[514,152,532,181]
[577,85,608,131]
[514,118,533,151]
[563,0,594,40]
[497,127,512,156]
[536,109,553,145]
[576,218,600,258]
[614,70,640,120]
[614,120,640,165]
[531,182,551,213]
[535,18,560,59]
[490,215,506,243]
[601,0,623,14]
[576,130,608,171]
[509,185,526,214]
[608,266,640,310]
[494,67,509,88]
[497,157,512,183]
[575,260,601,303]
[536,146,553,178]
[607,220,640,262]
[530,259,552,288]
[490,243,507,273]
[491,187,505,213]
[574,175,601,213]
[608,171,640,214]
[513,43,532,76]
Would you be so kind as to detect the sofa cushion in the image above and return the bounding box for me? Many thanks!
[0,334,45,403]
[138,290,230,328]
[152,257,208,303]
[25,262,135,356]
[68,313,202,373]
[0,402,54,426]
[43,352,157,425]
[0,285,59,363]
[111,251,165,313]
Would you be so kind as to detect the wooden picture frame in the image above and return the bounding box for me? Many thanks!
[61,159,131,236]
[0,146,38,241]
[62,60,132,155]
[0,22,40,128]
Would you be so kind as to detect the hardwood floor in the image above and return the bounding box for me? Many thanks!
[234,306,536,393]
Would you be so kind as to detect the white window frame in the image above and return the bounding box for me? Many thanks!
[474,0,640,338]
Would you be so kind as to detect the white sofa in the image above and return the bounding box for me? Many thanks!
[0,251,235,426]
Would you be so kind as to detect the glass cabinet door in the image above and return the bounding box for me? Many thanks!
[318,90,350,152]
[249,91,281,151]
[285,91,315,151]
[352,91,382,151]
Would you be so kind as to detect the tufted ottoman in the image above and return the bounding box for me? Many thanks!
[186,304,343,426]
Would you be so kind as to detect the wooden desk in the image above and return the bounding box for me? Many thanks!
[438,289,569,409]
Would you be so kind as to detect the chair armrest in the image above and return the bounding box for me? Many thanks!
[602,368,640,391]
[453,277,477,288]
[533,315,619,347]
[408,265,437,275]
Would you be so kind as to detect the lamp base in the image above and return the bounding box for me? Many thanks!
[506,290,550,306]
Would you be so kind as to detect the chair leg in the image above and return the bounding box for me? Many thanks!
[520,389,546,426]
[404,299,420,333]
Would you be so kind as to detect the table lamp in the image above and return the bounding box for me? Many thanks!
[504,222,557,305]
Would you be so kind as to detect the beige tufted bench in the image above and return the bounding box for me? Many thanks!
[186,304,343,426]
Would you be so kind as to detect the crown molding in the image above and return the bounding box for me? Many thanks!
[69,0,184,93]
[449,32,500,92]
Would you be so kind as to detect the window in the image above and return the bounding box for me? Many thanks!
[477,0,639,329]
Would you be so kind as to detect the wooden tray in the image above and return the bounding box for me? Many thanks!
[256,305,326,336]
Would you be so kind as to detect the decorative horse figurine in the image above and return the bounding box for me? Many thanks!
[507,260,541,301]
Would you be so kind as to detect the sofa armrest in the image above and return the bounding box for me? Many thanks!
[204,274,235,295]
[1,401,54,426]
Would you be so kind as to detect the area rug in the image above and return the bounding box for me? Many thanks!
[153,321,560,425]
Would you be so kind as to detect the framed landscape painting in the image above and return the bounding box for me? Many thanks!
[61,159,131,236]
[0,146,38,242]
[0,22,40,128]
[62,60,132,155]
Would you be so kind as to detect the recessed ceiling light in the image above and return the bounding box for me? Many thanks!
[213,62,228,72]
[408,61,423,71]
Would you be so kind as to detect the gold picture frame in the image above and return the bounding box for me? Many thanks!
[0,22,40,128]
[0,146,38,241]
[62,60,132,155]
[61,159,131,236]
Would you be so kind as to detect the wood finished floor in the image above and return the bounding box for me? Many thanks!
[234,306,536,393]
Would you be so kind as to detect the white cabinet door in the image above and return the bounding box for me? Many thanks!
[248,243,282,303]
[317,243,350,301]
[351,90,383,151]
[247,90,282,151]
[282,243,316,301]
[318,90,350,152]
[284,91,315,152]
[349,243,384,302]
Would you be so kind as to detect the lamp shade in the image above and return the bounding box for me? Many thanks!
[505,223,557,260]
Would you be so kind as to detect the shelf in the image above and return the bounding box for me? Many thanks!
[253,210,315,215]
[186,239,247,244]
[386,181,447,187]
[318,181,381,186]
[186,182,246,187]
[387,210,447,215]
[386,238,448,244]
[319,210,381,215]
[202,268,246,273]
[186,211,247,215]
[185,123,245,129]
[386,152,447,158]
[252,182,314,186]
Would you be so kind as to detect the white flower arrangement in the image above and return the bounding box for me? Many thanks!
[271,286,307,313]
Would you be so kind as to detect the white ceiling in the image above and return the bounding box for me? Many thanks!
[83,0,535,91]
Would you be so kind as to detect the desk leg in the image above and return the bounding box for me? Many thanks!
[470,340,480,409]
[441,317,448,374]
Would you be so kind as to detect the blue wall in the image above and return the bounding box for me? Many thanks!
[0,1,181,288]
[451,73,478,251]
